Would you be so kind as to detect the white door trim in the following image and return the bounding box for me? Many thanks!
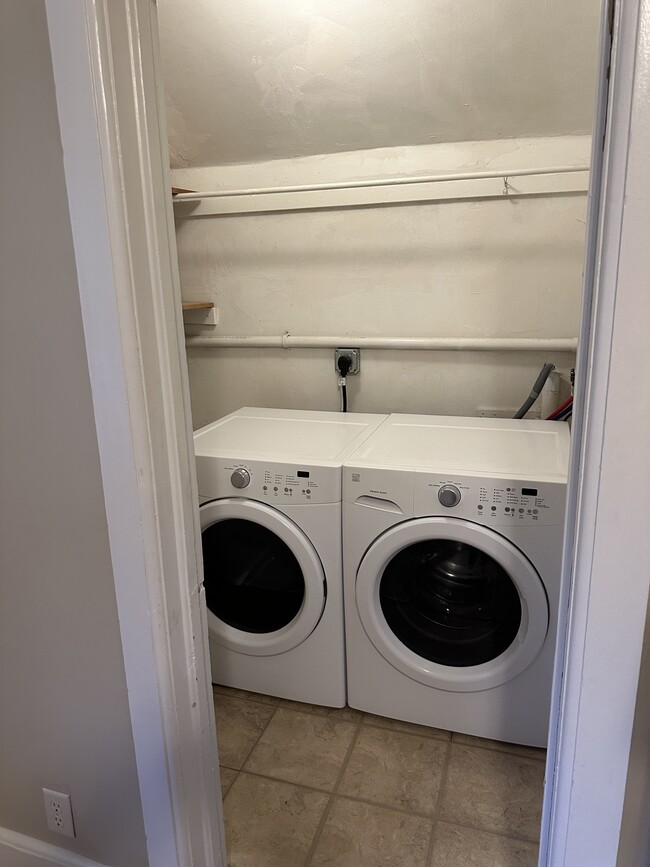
[44,1,224,865]
[541,0,650,863]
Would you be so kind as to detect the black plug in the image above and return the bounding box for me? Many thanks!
[337,354,353,377]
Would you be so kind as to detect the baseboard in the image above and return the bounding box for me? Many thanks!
[0,828,110,867]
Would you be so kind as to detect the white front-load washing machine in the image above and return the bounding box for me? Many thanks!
[342,413,570,746]
[194,407,387,707]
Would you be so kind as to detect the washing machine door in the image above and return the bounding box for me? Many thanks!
[200,499,326,656]
[356,517,548,692]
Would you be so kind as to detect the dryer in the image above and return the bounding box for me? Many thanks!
[194,407,387,707]
[342,414,570,746]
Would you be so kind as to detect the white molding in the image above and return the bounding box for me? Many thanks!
[44,1,224,866]
[539,0,615,860]
[543,0,650,863]
[0,828,108,867]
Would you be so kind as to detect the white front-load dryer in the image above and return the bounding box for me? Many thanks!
[194,407,387,707]
[343,413,570,746]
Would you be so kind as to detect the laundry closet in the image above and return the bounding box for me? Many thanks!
[157,2,601,864]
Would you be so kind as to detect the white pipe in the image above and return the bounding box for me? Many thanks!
[173,165,589,202]
[541,371,562,419]
[554,368,574,385]
[184,334,579,352]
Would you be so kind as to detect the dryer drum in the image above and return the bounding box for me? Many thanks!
[379,540,522,667]
[202,518,305,634]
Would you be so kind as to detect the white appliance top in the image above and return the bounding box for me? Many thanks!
[346,413,570,481]
[194,407,388,467]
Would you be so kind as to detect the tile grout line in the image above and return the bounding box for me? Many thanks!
[430,816,542,847]
[215,699,280,789]
[238,703,281,776]
[222,764,542,851]
[230,767,336,797]
[303,716,364,867]
[226,766,459,823]
[425,737,454,865]
[218,767,240,803]
[214,689,546,760]
[215,689,544,853]
[450,731,547,762]
[213,687,347,715]
[425,741,543,849]
[212,688,279,710]
[360,721,451,744]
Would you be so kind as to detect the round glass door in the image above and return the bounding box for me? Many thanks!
[356,517,549,692]
[200,499,326,657]
[379,539,522,668]
[203,518,305,633]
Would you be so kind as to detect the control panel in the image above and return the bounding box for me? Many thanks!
[195,455,339,505]
[414,472,566,526]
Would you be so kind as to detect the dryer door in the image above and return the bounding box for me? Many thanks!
[200,499,326,656]
[356,517,548,692]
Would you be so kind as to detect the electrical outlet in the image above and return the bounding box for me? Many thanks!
[43,788,76,838]
[334,348,360,375]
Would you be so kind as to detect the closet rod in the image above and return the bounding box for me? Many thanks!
[172,165,589,201]
[172,167,588,216]
[184,335,578,352]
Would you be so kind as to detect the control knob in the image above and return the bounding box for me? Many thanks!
[230,468,251,489]
[438,484,461,507]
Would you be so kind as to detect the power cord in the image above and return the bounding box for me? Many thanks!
[337,354,352,412]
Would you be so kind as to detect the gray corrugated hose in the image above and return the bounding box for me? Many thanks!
[513,363,556,419]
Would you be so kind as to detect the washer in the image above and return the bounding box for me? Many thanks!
[343,413,570,746]
[195,407,387,707]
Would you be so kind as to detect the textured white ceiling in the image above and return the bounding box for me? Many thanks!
[158,0,601,168]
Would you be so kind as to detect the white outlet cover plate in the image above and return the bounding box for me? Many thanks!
[43,788,75,838]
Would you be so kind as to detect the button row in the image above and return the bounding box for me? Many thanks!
[261,485,311,495]
[477,505,539,514]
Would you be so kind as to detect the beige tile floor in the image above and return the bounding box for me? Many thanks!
[213,685,545,867]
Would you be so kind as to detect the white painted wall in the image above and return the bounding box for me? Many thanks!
[173,135,586,427]
[0,3,148,865]
[158,0,600,166]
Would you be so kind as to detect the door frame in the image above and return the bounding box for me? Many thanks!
[541,0,650,862]
[44,0,650,865]
[44,1,225,865]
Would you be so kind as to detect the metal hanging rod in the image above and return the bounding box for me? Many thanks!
[172,166,589,217]
[173,165,589,201]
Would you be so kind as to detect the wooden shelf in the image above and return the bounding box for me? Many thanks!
[172,187,195,196]
[182,301,217,327]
